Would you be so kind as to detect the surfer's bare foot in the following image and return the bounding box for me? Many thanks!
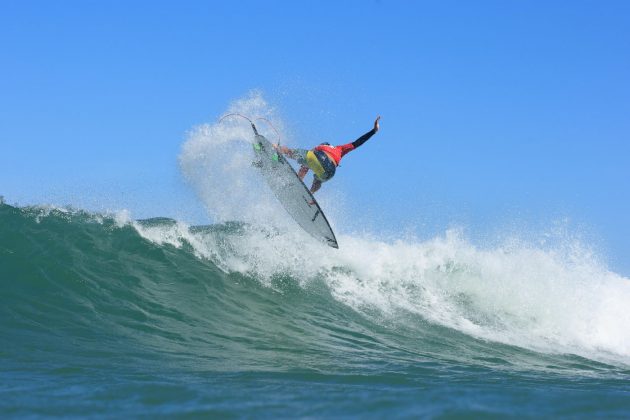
[374,116,381,132]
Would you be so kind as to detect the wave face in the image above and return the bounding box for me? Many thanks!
[2,202,630,417]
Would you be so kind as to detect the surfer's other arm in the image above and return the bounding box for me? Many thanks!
[275,145,299,160]
[275,145,312,182]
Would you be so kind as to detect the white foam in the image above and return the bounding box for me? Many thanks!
[128,204,630,366]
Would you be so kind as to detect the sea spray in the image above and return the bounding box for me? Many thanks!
[178,92,291,227]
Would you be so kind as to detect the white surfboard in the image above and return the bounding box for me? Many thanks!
[251,124,338,248]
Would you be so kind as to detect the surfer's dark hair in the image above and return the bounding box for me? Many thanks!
[320,142,330,146]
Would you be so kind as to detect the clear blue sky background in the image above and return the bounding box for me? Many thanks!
[1,1,629,273]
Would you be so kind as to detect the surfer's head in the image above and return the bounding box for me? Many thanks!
[320,142,331,146]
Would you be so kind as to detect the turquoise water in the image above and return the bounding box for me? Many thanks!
[2,202,630,417]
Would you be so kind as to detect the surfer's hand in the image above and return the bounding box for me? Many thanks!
[374,116,381,132]
[274,144,289,155]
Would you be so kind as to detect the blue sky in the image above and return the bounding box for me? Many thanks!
[1,1,629,273]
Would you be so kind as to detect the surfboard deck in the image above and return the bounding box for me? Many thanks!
[251,124,338,248]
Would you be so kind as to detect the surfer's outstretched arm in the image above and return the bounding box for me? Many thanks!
[351,116,380,148]
[338,116,381,157]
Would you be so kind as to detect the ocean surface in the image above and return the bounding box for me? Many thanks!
[3,94,630,417]
[2,201,630,418]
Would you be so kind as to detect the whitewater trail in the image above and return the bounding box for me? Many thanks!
[133,216,630,366]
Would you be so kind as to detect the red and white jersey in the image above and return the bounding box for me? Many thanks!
[313,143,356,166]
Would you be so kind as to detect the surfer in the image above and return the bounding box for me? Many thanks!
[274,116,381,194]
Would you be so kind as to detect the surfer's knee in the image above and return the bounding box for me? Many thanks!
[311,179,322,194]
[298,166,309,180]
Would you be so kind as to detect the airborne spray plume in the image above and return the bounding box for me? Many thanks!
[179,91,291,227]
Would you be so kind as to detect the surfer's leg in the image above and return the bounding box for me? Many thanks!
[298,165,309,180]
[310,178,322,194]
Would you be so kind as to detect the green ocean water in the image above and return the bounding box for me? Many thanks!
[2,202,630,417]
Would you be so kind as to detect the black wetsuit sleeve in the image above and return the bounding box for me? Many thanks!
[351,128,377,149]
